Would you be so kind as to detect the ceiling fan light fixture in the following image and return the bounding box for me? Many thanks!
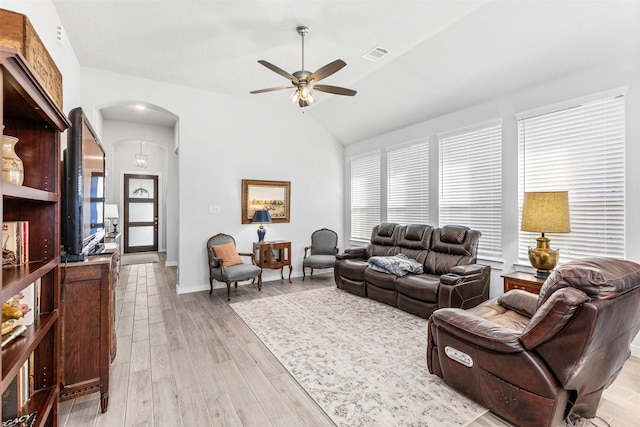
[289,89,300,103]
[299,86,315,104]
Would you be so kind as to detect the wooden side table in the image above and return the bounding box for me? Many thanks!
[502,271,546,294]
[253,240,292,283]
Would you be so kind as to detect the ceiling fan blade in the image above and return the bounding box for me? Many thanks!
[257,60,299,83]
[250,86,294,94]
[310,59,346,82]
[313,84,357,96]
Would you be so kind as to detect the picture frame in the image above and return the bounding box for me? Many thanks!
[242,179,291,224]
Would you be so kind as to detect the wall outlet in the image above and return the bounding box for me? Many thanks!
[208,205,221,214]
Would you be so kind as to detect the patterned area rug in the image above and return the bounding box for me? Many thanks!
[231,287,488,426]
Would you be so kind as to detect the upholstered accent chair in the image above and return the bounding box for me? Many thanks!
[303,228,338,280]
[427,257,640,427]
[207,233,262,301]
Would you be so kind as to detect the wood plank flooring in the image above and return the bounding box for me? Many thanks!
[60,256,640,426]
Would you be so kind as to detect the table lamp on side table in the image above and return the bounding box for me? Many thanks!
[252,209,272,242]
[521,191,570,279]
[105,204,120,233]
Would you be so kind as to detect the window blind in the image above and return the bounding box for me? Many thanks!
[439,121,503,260]
[350,152,381,241]
[387,140,429,225]
[518,94,625,263]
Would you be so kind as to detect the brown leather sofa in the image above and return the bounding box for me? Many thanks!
[427,257,640,427]
[334,223,490,318]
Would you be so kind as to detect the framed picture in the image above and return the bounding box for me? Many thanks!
[242,179,291,224]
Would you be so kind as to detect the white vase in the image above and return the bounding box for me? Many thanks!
[2,135,24,185]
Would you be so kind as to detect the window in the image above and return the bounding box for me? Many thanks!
[439,121,503,260]
[517,93,625,262]
[350,152,380,241]
[387,140,429,224]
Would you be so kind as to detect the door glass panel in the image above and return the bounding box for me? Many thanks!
[129,203,154,222]
[129,178,154,199]
[128,226,155,246]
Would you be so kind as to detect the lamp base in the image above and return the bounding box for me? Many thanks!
[528,235,559,279]
[257,225,266,242]
[534,269,551,279]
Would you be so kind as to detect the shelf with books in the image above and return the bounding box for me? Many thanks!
[1,44,68,425]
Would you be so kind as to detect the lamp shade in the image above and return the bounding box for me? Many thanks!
[521,191,570,233]
[105,204,119,219]
[251,209,272,224]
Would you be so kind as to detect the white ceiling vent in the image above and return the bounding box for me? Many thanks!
[362,46,389,62]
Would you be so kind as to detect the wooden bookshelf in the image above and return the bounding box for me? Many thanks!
[1,46,70,426]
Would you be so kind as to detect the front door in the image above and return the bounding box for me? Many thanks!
[124,174,158,253]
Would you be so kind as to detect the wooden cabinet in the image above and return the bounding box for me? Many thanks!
[59,254,115,412]
[253,241,292,283]
[502,271,545,294]
[1,47,70,425]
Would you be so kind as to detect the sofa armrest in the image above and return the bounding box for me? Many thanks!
[336,247,367,260]
[438,264,491,310]
[450,263,486,277]
[430,308,524,353]
[498,289,539,318]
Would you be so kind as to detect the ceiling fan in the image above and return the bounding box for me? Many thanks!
[250,26,357,108]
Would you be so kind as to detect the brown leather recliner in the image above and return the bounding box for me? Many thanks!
[427,257,640,427]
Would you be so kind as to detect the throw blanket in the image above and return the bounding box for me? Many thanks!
[368,253,424,276]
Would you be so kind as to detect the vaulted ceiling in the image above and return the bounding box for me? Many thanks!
[52,0,640,145]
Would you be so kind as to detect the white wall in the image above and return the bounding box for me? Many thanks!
[344,57,640,355]
[80,67,345,294]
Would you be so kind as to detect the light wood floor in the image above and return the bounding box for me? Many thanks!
[60,256,640,426]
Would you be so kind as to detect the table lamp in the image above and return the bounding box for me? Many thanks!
[252,209,272,242]
[521,191,570,278]
[105,204,120,233]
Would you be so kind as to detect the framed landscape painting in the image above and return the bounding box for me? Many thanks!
[241,179,291,224]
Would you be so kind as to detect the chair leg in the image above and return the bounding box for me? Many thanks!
[303,266,306,281]
[209,278,213,295]
[311,267,314,277]
[226,282,231,301]
[258,272,263,291]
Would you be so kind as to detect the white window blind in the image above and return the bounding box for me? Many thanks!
[439,121,503,260]
[387,140,429,224]
[518,94,625,263]
[350,152,381,241]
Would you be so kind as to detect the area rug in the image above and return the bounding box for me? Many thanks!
[230,287,488,426]
[121,252,160,265]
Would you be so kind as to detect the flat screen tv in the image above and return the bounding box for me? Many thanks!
[62,107,106,261]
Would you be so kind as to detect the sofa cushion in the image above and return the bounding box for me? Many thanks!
[431,225,479,256]
[398,224,433,250]
[364,268,397,291]
[370,223,399,246]
[339,259,369,281]
[440,225,467,244]
[396,274,440,302]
